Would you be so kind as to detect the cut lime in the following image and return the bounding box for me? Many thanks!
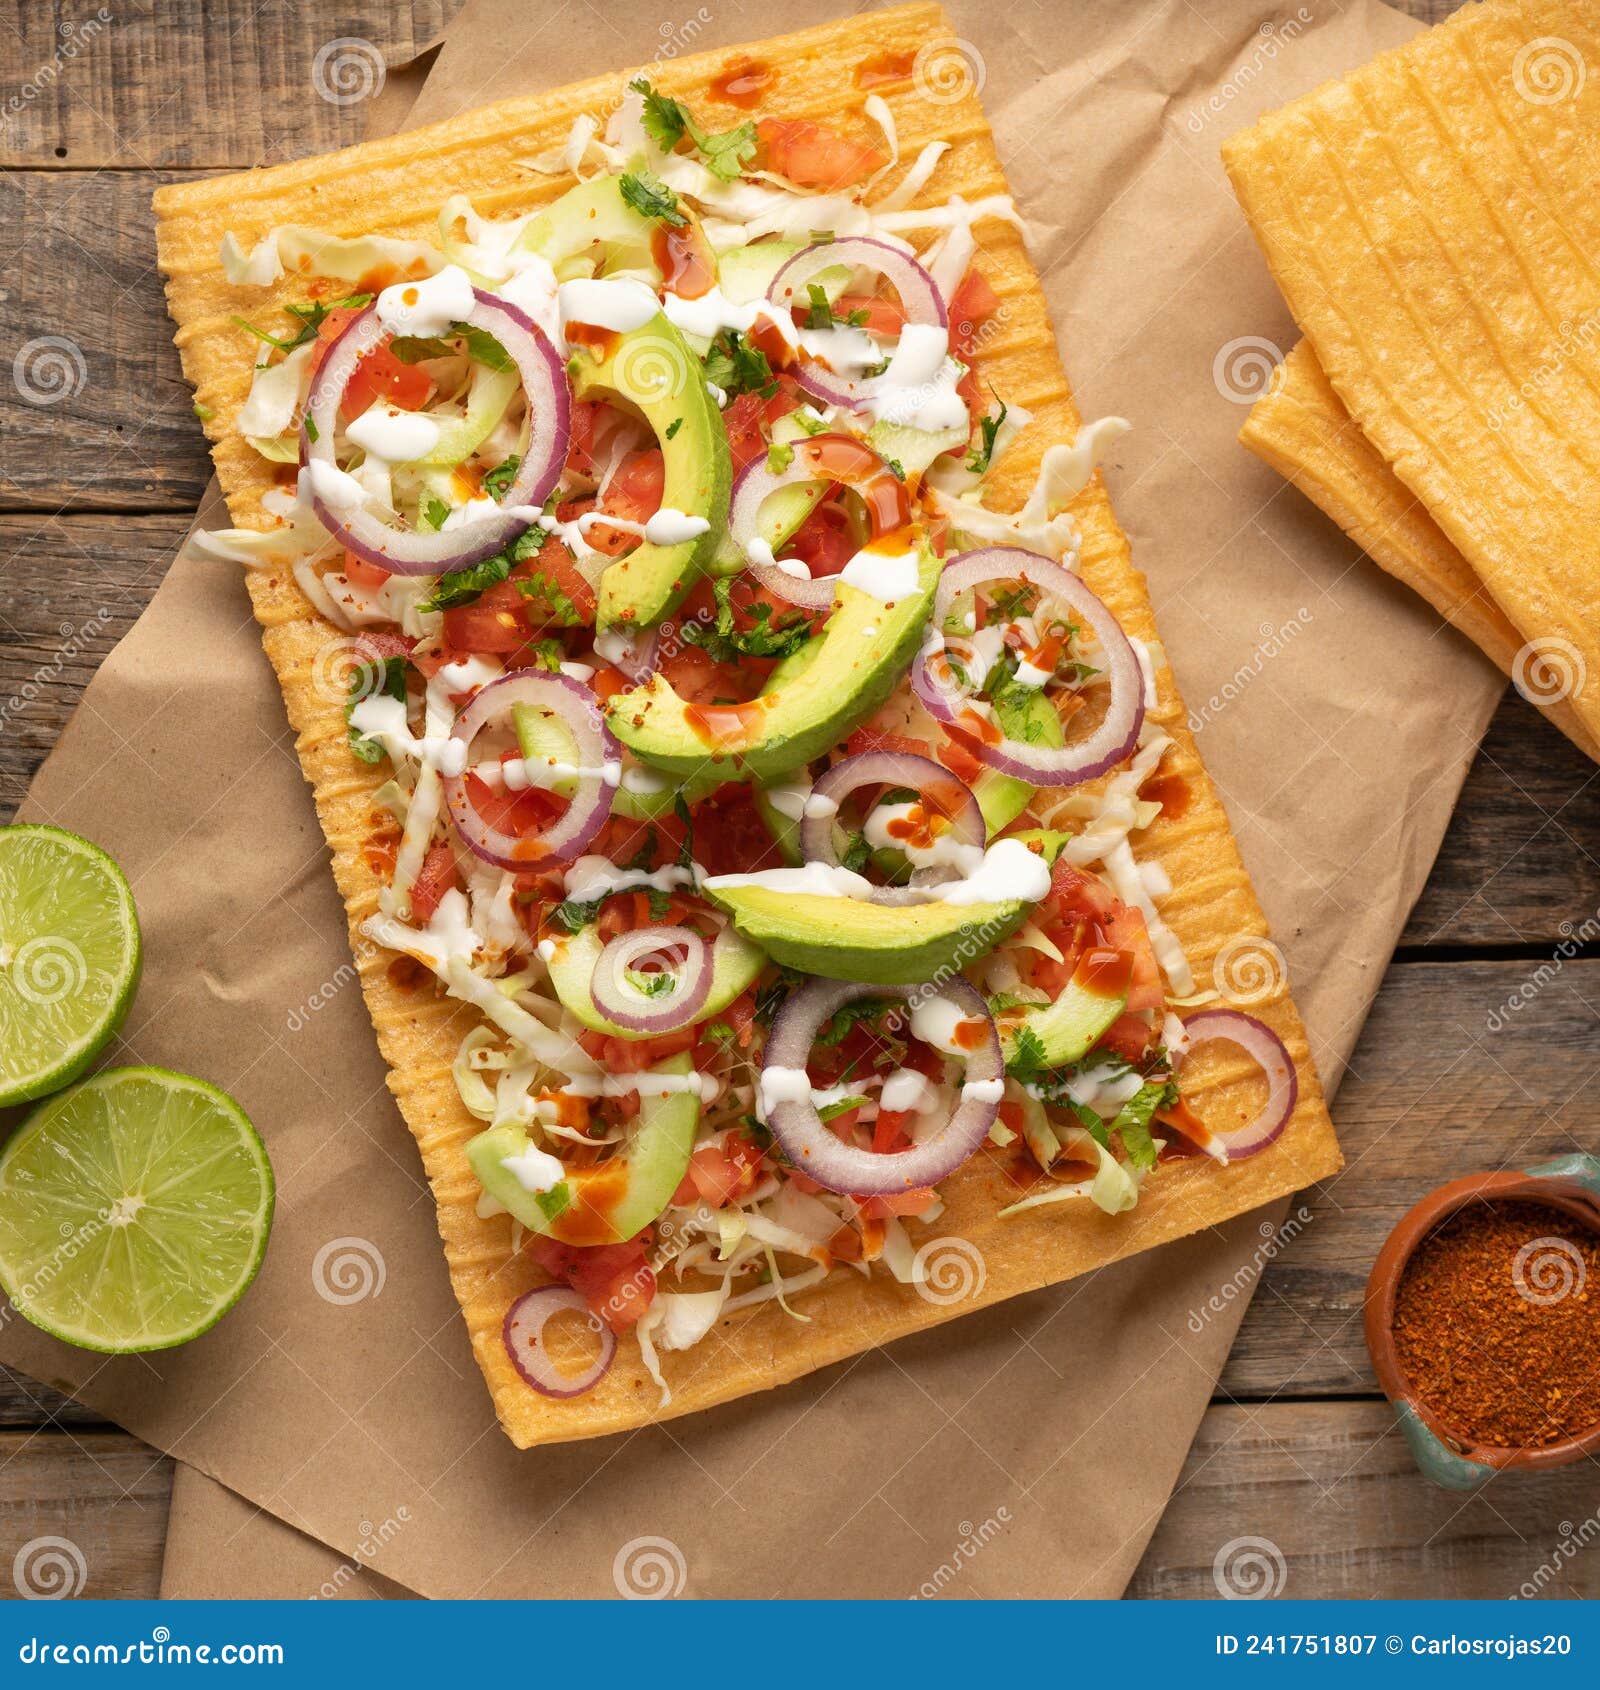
[0,1067,274,1352]
[0,825,141,1107]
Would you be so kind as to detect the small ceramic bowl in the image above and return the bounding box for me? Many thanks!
[1363,1152,1600,1491]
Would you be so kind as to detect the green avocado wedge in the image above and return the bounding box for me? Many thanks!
[544,921,767,1038]
[971,688,1061,836]
[999,974,1128,1074]
[608,542,940,783]
[515,175,665,281]
[466,1055,698,1246]
[571,312,731,632]
[705,829,1067,986]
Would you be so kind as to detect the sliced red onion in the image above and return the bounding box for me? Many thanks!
[591,925,712,1034]
[300,288,569,576]
[911,547,1145,785]
[503,1285,616,1399]
[1178,1010,1298,1163]
[730,432,910,609]
[443,671,616,869]
[768,238,946,413]
[801,750,984,902]
[763,977,1001,1196]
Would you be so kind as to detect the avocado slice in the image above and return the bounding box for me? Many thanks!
[609,541,939,783]
[569,312,731,631]
[544,921,767,1038]
[704,829,1066,986]
[516,175,662,281]
[465,1054,698,1246]
[1000,973,1128,1072]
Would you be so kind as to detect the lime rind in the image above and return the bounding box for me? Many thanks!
[0,1066,275,1353]
[0,825,142,1108]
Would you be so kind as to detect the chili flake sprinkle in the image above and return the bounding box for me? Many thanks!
[1392,1200,1600,1451]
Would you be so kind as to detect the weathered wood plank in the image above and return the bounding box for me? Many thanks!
[1133,1401,1600,1599]
[1222,956,1600,1399]
[0,172,215,511]
[0,2,461,169]
[0,1431,170,1599]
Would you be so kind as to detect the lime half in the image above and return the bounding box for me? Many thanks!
[0,825,141,1107]
[0,1067,274,1352]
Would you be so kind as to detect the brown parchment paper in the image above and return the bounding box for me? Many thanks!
[5,0,1502,1601]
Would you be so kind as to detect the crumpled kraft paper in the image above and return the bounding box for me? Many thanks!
[6,0,1498,1599]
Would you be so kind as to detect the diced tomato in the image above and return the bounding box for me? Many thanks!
[756,117,886,188]
[1102,906,1163,1012]
[565,399,606,479]
[463,771,566,845]
[719,989,759,1049]
[721,380,804,473]
[689,788,789,878]
[1044,860,1121,928]
[530,1236,656,1332]
[871,1108,914,1155]
[1097,1011,1154,1064]
[354,629,414,660]
[671,1133,766,1208]
[579,448,665,554]
[574,1025,698,1073]
[440,590,533,656]
[589,664,630,704]
[343,552,392,591]
[855,1188,937,1219]
[785,498,857,579]
[845,726,928,761]
[828,293,908,337]
[312,306,433,423]
[934,729,985,785]
[949,267,1002,421]
[407,842,459,926]
[592,810,687,874]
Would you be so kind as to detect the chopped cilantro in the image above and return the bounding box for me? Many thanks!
[680,577,812,663]
[664,416,684,441]
[554,896,603,932]
[1004,1025,1050,1083]
[988,581,1039,621]
[482,454,521,500]
[702,329,778,399]
[816,994,892,1047]
[625,968,676,998]
[234,292,372,354]
[304,413,320,444]
[840,831,872,874]
[967,397,1009,473]
[646,886,674,921]
[885,457,906,481]
[418,492,450,533]
[417,553,512,612]
[817,1095,869,1123]
[704,1020,736,1042]
[630,78,758,182]
[803,284,871,332]
[517,565,585,627]
[1109,1078,1177,1172]
[527,638,566,674]
[389,324,513,370]
[346,654,408,765]
[619,169,687,227]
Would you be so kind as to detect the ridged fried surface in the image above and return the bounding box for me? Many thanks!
[154,2,1339,1448]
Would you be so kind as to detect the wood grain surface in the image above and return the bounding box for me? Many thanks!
[0,0,1596,1600]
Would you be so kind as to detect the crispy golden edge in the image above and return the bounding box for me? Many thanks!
[155,1,1340,1448]
[1242,342,1600,760]
[1222,0,1600,748]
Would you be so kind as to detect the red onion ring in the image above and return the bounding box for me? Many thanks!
[763,976,1001,1196]
[911,547,1145,785]
[767,238,946,413]
[800,750,984,903]
[443,671,616,869]
[503,1285,616,1399]
[1178,1009,1298,1164]
[590,925,712,1034]
[730,432,910,610]
[300,287,570,576]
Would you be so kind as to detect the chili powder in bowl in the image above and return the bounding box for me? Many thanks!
[1364,1155,1600,1491]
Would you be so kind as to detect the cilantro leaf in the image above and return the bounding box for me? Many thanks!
[673,792,695,869]
[840,831,872,874]
[816,995,893,1047]
[346,654,409,764]
[516,567,585,627]
[702,329,778,399]
[680,577,811,663]
[1109,1078,1176,1172]
[625,968,676,998]
[234,291,373,354]
[554,896,604,932]
[619,169,687,227]
[817,1095,869,1123]
[482,454,521,500]
[418,492,450,533]
[967,396,1009,473]
[417,553,512,613]
[535,1182,572,1222]
[629,79,757,182]
[388,324,513,370]
[1004,1025,1050,1084]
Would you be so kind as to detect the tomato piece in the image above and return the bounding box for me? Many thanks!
[1097,1012,1154,1064]
[690,788,790,878]
[565,399,606,479]
[530,1237,657,1333]
[441,596,531,656]
[847,726,930,761]
[829,293,908,337]
[578,449,665,554]
[407,842,459,926]
[757,117,885,188]
[855,1188,937,1219]
[786,498,857,579]
[1045,861,1121,928]
[672,1134,767,1208]
[950,268,1001,422]
[871,1108,914,1155]
[719,989,759,1049]
[463,771,566,844]
[344,552,392,590]
[722,381,804,473]
[1102,906,1163,1012]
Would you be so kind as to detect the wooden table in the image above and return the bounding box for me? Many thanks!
[2,0,1596,1601]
